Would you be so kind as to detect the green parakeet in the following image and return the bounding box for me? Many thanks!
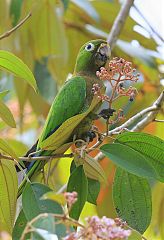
[18,39,111,196]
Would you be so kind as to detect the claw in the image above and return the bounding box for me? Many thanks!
[82,130,97,143]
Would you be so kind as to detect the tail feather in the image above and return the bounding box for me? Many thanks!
[17,160,42,197]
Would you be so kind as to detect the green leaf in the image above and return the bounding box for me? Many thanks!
[32,228,58,240]
[14,79,28,121]
[0,160,18,234]
[12,210,28,240]
[62,0,69,10]
[10,0,23,26]
[100,143,158,179]
[70,160,76,173]
[32,214,61,240]
[34,60,57,104]
[33,214,56,233]
[113,168,152,234]
[22,183,66,237]
[5,139,28,157]
[87,178,100,205]
[22,182,63,220]
[0,90,9,99]
[115,132,164,182]
[67,165,88,220]
[0,138,18,160]
[70,161,101,205]
[0,50,38,92]
[0,100,16,127]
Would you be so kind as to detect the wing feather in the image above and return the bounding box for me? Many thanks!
[38,76,86,146]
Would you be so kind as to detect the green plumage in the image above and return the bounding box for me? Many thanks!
[18,39,111,196]
[38,76,86,145]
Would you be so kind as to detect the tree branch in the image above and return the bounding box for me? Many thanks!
[94,91,164,162]
[0,152,73,162]
[0,12,32,40]
[131,90,164,131]
[108,106,157,135]
[1,92,163,165]
[107,0,134,49]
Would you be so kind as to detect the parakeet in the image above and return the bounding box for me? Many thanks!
[18,39,111,196]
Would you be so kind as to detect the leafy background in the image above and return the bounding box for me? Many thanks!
[0,0,163,239]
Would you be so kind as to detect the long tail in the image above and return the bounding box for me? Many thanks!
[17,141,43,197]
[17,138,71,197]
[17,160,42,197]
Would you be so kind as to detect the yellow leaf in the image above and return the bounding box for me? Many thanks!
[0,160,18,233]
[21,0,68,61]
[84,154,106,183]
[0,139,18,160]
[74,153,106,183]
[53,142,73,154]
[0,100,16,128]
[0,51,38,92]
[42,192,66,206]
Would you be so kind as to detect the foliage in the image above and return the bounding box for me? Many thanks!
[0,0,163,240]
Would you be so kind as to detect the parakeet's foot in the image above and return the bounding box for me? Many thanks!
[81,130,97,143]
[74,130,97,148]
[98,108,116,120]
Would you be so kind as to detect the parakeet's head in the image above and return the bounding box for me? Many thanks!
[74,39,111,74]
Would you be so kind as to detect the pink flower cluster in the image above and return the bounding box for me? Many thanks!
[96,57,140,83]
[94,57,139,105]
[64,191,78,209]
[92,83,110,102]
[64,216,131,240]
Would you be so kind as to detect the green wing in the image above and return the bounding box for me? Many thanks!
[37,76,86,147]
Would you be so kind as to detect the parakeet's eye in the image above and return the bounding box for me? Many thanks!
[85,43,95,51]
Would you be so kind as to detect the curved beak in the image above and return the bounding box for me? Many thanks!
[98,43,111,59]
[95,43,111,67]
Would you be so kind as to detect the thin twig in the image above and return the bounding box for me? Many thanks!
[89,106,157,153]
[0,12,32,40]
[21,212,84,240]
[14,159,30,183]
[57,183,67,194]
[132,90,164,131]
[108,106,157,135]
[0,153,30,182]
[94,91,164,161]
[154,119,164,122]
[142,236,148,240]
[107,0,134,49]
[1,92,163,165]
[0,152,74,162]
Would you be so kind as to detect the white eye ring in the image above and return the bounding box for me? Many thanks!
[85,43,95,51]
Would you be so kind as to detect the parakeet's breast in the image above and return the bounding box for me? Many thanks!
[77,72,105,107]
[73,73,105,140]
